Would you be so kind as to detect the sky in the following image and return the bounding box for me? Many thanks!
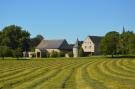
[0,0,135,43]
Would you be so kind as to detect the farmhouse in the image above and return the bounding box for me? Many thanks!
[35,39,71,58]
[82,36,102,55]
[35,36,102,58]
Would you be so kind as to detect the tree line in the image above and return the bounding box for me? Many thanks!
[99,27,135,57]
[0,25,135,59]
[0,25,44,59]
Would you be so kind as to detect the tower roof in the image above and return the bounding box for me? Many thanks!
[74,38,79,48]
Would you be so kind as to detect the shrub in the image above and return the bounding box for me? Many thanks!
[0,46,12,59]
[12,48,22,60]
[68,51,73,57]
[79,47,85,57]
[50,51,58,58]
[58,51,65,57]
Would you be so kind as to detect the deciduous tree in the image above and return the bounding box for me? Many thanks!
[100,31,120,57]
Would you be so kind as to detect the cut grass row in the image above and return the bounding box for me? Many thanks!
[10,59,88,89]
[0,58,135,89]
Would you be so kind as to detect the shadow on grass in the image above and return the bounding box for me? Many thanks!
[106,55,135,59]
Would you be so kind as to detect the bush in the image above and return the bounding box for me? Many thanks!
[58,51,65,57]
[12,48,22,60]
[67,51,73,57]
[50,51,58,58]
[0,46,12,59]
[43,50,50,58]
[79,47,84,57]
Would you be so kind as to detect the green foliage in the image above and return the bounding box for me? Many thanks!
[128,35,135,55]
[0,46,12,59]
[79,47,84,57]
[12,48,22,59]
[58,51,65,57]
[67,51,73,57]
[100,31,119,57]
[50,51,59,58]
[0,25,31,58]
[30,34,44,51]
[42,50,50,58]
[46,51,50,58]
[1,25,30,52]
[0,31,2,44]
[100,30,135,57]
[119,31,135,55]
[49,51,66,58]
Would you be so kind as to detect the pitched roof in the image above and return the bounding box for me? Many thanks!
[36,39,70,50]
[88,36,103,46]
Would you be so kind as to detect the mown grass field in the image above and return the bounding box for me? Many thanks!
[0,57,135,89]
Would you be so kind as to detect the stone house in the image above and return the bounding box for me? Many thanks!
[35,39,71,58]
[82,36,102,55]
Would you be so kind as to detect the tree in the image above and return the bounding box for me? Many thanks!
[12,48,22,60]
[30,34,44,51]
[119,30,135,55]
[0,31,2,45]
[99,31,120,57]
[0,46,11,60]
[128,34,135,55]
[1,25,30,54]
[79,47,84,57]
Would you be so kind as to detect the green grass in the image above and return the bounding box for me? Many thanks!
[0,57,135,89]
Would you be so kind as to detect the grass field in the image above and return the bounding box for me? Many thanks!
[0,57,135,89]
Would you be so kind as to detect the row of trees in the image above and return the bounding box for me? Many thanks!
[0,25,44,59]
[99,28,135,57]
[1,25,134,58]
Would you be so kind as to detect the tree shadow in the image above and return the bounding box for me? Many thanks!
[106,55,135,59]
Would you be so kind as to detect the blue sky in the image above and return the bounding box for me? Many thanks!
[0,0,135,43]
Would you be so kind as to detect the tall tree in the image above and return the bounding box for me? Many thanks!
[30,34,44,51]
[1,25,30,52]
[128,33,135,55]
[120,30,135,55]
[100,31,120,57]
[0,31,2,45]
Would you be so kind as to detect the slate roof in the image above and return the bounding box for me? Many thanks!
[69,44,74,49]
[88,36,103,46]
[36,39,71,50]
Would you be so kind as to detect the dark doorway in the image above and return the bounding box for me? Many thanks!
[37,52,41,57]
